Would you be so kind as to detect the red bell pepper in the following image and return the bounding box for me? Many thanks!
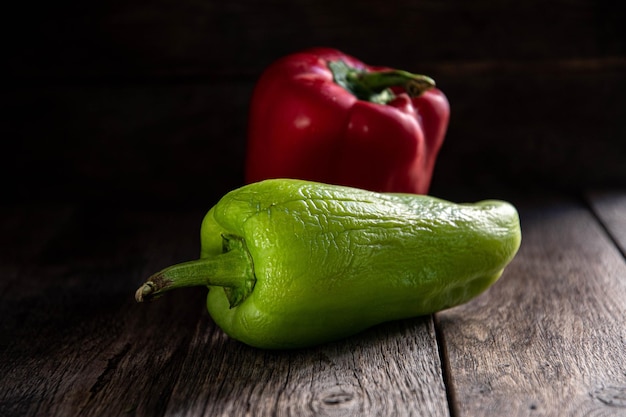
[245,47,449,194]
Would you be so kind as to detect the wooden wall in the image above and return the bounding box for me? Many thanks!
[4,0,625,206]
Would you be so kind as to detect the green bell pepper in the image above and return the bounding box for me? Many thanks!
[135,179,521,349]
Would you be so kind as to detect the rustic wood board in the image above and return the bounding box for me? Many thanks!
[2,192,626,416]
[436,196,626,415]
[0,205,449,417]
[162,314,448,417]
[587,190,626,256]
[0,207,207,417]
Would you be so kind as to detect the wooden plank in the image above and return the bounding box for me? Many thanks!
[0,205,451,416]
[586,190,626,256]
[162,314,450,417]
[5,0,623,78]
[436,198,626,415]
[0,207,208,417]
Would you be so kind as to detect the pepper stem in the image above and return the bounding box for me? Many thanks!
[135,235,255,307]
[329,60,436,104]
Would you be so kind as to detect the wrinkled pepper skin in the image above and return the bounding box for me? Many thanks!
[136,179,521,349]
[245,48,450,194]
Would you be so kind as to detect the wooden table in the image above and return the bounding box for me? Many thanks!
[1,190,625,416]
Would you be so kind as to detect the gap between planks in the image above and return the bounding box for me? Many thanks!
[435,191,626,416]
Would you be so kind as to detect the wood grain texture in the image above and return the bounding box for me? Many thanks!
[0,207,207,417]
[0,203,75,353]
[587,190,626,256]
[162,315,449,417]
[0,205,450,417]
[436,198,626,416]
[2,194,626,416]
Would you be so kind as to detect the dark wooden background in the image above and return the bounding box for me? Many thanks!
[3,0,625,207]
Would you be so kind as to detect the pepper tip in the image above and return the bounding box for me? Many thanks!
[135,282,155,303]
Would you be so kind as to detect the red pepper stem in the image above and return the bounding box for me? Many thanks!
[135,247,253,302]
[349,69,436,98]
[328,60,435,104]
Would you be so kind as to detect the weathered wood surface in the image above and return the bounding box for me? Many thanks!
[437,195,626,416]
[162,315,447,417]
[0,204,450,416]
[587,190,626,256]
[1,191,625,416]
[0,207,207,416]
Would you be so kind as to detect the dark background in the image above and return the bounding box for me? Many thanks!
[3,0,625,208]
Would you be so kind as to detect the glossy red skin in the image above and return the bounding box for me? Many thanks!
[245,47,450,194]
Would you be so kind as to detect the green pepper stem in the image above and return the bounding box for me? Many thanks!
[135,246,254,303]
[329,60,436,104]
[350,69,435,97]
